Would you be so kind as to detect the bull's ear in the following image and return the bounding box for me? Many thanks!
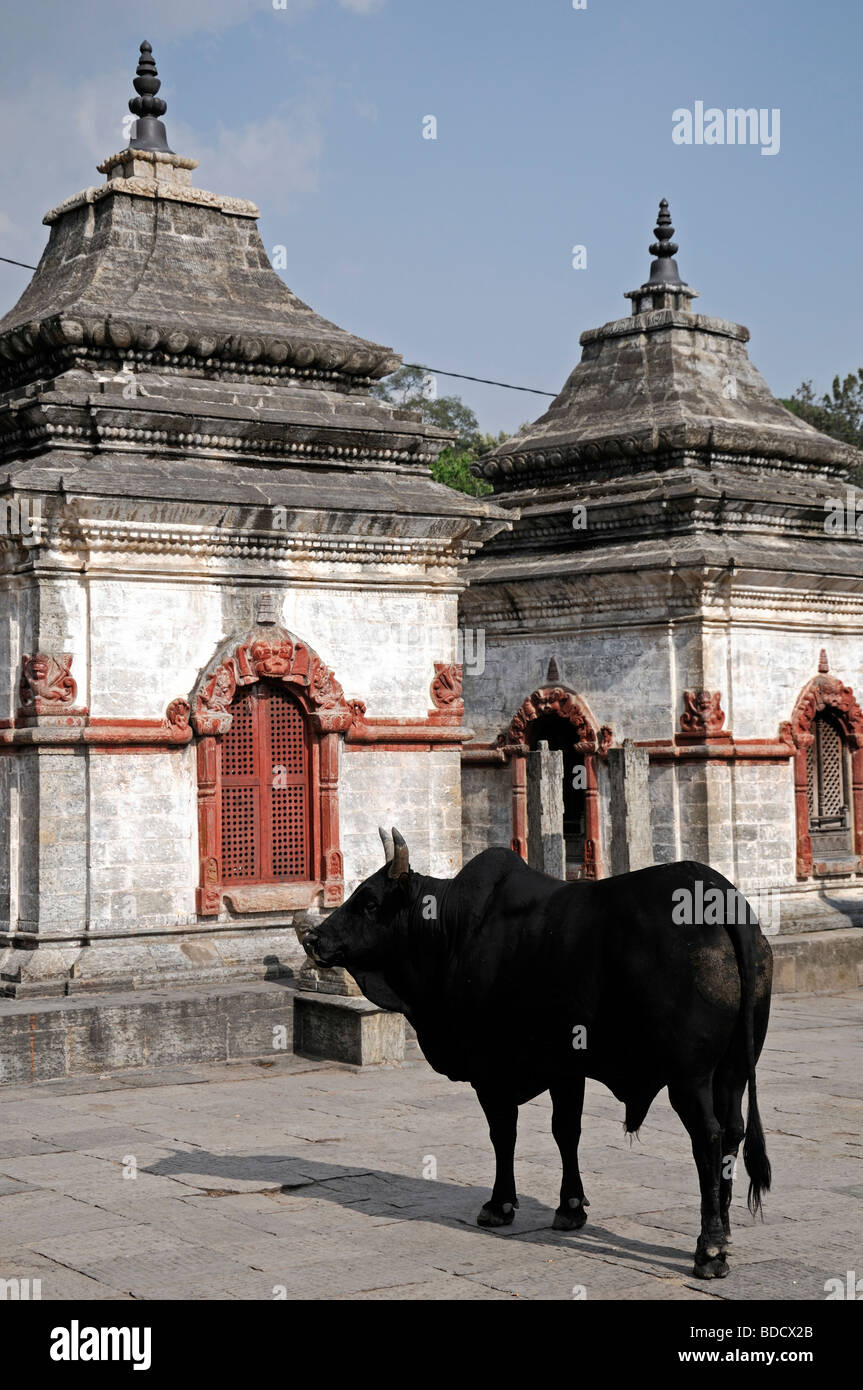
[378,826,394,866]
[389,826,410,880]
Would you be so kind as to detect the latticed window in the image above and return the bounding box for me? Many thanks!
[806,715,849,832]
[220,682,311,883]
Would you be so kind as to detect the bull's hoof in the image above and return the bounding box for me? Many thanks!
[692,1252,729,1280]
[552,1198,589,1231]
[477,1200,517,1228]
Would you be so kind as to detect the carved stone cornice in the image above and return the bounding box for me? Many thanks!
[460,566,863,632]
[0,419,440,472]
[0,518,485,569]
[474,429,860,488]
[42,177,260,226]
[0,318,398,392]
[478,473,863,554]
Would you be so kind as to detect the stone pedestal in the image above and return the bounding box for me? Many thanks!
[293,994,405,1066]
[527,741,565,878]
[293,907,403,1064]
[608,739,652,874]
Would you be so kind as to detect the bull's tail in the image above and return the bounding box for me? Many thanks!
[726,899,772,1216]
[743,1078,771,1216]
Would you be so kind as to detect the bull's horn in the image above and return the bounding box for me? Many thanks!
[379,826,394,864]
[389,825,410,879]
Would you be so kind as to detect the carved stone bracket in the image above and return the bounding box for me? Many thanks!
[17,652,88,725]
[678,689,729,741]
[164,697,192,741]
[429,661,464,724]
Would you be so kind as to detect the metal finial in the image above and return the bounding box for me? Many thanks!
[624,198,697,314]
[128,40,173,154]
[649,200,678,261]
[647,199,682,286]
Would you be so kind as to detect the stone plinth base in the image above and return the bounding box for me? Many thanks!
[0,981,296,1085]
[772,882,863,935]
[771,929,863,994]
[0,925,307,999]
[293,993,404,1066]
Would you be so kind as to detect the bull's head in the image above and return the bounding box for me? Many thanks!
[296,827,412,970]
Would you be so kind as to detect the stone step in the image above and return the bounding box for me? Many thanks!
[0,980,405,1085]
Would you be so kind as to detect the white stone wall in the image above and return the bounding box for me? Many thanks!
[340,747,463,888]
[731,760,797,892]
[86,575,458,721]
[282,585,457,720]
[88,748,198,930]
[726,626,863,738]
[461,763,512,862]
[463,628,684,744]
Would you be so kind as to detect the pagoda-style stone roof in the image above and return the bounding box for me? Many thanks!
[476,200,863,489]
[465,200,863,600]
[0,140,399,385]
[0,37,399,393]
[0,41,509,549]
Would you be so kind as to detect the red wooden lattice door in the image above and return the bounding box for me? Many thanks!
[220,682,311,884]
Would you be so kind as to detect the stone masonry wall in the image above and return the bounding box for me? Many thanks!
[0,567,465,935]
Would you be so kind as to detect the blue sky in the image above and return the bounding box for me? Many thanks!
[1,0,861,435]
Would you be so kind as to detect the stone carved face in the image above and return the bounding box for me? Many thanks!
[250,639,293,678]
[691,691,716,718]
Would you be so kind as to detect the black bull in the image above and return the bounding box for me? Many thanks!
[298,831,772,1279]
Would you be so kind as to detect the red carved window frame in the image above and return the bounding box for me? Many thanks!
[191,628,355,915]
[783,667,863,879]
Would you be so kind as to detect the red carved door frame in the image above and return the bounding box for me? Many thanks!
[498,686,613,880]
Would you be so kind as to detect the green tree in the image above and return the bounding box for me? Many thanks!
[370,365,507,496]
[781,370,863,449]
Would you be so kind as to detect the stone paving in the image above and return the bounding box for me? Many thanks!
[0,990,861,1301]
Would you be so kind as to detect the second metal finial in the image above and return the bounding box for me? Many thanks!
[128,40,173,155]
[647,199,683,286]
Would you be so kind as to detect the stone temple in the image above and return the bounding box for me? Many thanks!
[0,42,507,1004]
[0,44,860,1069]
[461,199,863,984]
